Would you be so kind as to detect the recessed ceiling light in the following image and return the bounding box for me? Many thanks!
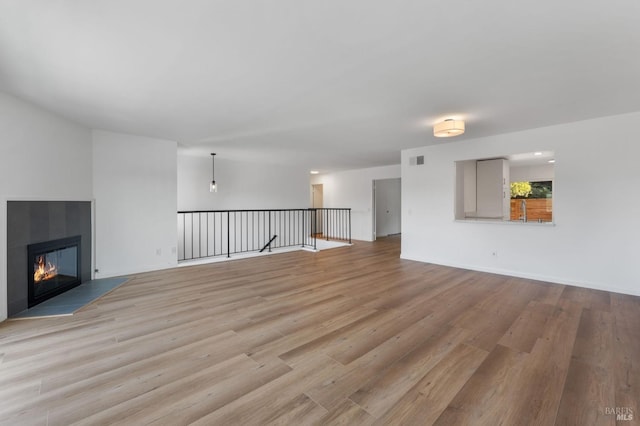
[534,152,542,156]
[548,159,555,163]
[310,170,319,175]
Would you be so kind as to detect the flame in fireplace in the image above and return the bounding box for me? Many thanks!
[34,255,58,282]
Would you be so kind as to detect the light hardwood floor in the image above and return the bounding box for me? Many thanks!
[1,236,638,425]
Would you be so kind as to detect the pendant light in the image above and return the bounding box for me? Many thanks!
[209,153,217,192]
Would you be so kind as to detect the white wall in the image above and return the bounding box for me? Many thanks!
[0,92,93,321]
[510,164,555,182]
[93,130,177,278]
[402,111,640,296]
[312,164,401,241]
[177,152,309,210]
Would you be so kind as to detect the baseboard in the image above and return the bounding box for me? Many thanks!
[399,254,640,297]
[94,261,178,279]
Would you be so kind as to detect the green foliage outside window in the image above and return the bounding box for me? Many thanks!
[530,181,552,198]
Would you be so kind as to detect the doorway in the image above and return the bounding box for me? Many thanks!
[373,178,401,240]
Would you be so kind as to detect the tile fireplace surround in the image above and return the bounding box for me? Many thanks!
[6,201,91,317]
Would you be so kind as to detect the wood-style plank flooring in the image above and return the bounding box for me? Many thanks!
[1,236,639,425]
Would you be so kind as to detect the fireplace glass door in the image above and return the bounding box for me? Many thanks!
[28,236,81,307]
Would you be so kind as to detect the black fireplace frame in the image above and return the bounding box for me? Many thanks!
[27,235,82,308]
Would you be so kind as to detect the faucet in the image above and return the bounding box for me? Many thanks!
[519,199,527,222]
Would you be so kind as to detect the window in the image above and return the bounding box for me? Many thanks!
[455,152,554,223]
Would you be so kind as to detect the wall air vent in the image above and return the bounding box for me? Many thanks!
[409,155,425,166]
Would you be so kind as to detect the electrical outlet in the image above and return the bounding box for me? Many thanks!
[156,248,162,256]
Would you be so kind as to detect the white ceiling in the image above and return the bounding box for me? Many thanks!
[508,151,555,167]
[1,1,639,172]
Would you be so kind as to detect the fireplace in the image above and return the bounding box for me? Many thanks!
[27,236,82,308]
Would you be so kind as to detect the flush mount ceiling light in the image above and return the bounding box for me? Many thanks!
[433,119,465,137]
[310,170,319,175]
[209,153,217,193]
